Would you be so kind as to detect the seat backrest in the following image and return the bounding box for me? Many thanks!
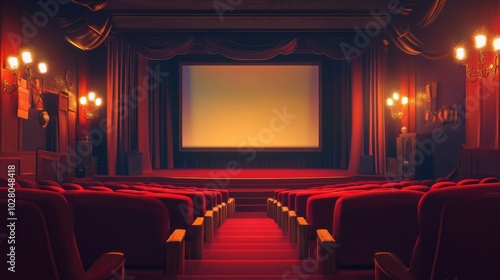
[334,190,423,268]
[63,191,170,269]
[409,183,500,280]
[295,190,329,217]
[455,178,480,186]
[430,181,456,190]
[479,176,499,184]
[306,190,362,240]
[402,185,430,192]
[0,199,59,280]
[0,188,86,280]
[432,193,500,280]
[143,192,194,236]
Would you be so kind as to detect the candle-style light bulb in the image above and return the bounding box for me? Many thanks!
[38,62,47,74]
[455,47,466,61]
[475,34,487,49]
[402,96,408,105]
[21,51,32,64]
[386,98,394,106]
[79,96,87,105]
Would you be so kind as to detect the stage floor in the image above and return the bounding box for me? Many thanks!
[91,169,384,189]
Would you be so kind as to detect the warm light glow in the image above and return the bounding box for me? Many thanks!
[455,47,466,60]
[392,92,400,101]
[7,56,19,71]
[386,98,394,106]
[402,96,408,105]
[38,62,47,74]
[475,34,487,49]
[88,92,96,101]
[21,51,32,64]
[79,96,87,105]
[493,38,500,51]
[95,98,102,106]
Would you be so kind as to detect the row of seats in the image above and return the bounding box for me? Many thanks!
[267,177,500,279]
[0,177,236,279]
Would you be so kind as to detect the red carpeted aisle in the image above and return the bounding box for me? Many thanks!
[176,211,331,280]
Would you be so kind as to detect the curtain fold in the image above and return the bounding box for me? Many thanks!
[106,34,139,175]
[202,33,299,60]
[125,33,195,60]
[55,4,112,50]
[137,54,152,173]
[362,41,387,175]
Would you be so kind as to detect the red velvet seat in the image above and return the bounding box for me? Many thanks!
[306,190,361,240]
[101,182,130,190]
[61,182,85,190]
[316,190,422,276]
[479,176,499,183]
[433,193,500,279]
[374,183,500,280]
[294,190,330,218]
[456,178,480,185]
[430,181,456,190]
[38,185,66,192]
[0,188,125,280]
[15,177,38,188]
[63,191,181,273]
[402,185,430,192]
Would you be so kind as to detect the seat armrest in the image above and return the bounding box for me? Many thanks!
[85,252,125,280]
[165,229,186,275]
[297,217,309,259]
[191,217,204,259]
[374,252,412,280]
[316,229,338,275]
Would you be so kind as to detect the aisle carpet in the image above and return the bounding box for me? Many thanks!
[177,212,332,280]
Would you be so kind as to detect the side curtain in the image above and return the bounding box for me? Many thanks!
[362,41,387,175]
[106,34,139,175]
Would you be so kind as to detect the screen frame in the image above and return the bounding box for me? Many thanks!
[178,61,322,152]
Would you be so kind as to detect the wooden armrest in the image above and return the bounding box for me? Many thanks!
[374,252,412,280]
[297,217,309,259]
[191,217,204,259]
[281,206,289,231]
[85,252,125,280]
[316,229,338,275]
[165,229,186,275]
[288,211,297,242]
[204,211,214,242]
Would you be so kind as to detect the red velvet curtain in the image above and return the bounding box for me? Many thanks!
[106,34,139,175]
[362,41,387,175]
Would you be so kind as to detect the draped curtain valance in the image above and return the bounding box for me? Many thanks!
[119,32,375,61]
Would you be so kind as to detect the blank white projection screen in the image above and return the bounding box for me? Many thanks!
[181,65,320,149]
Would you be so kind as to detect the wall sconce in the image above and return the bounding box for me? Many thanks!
[79,91,102,119]
[386,92,408,119]
[455,33,500,82]
[3,51,47,95]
